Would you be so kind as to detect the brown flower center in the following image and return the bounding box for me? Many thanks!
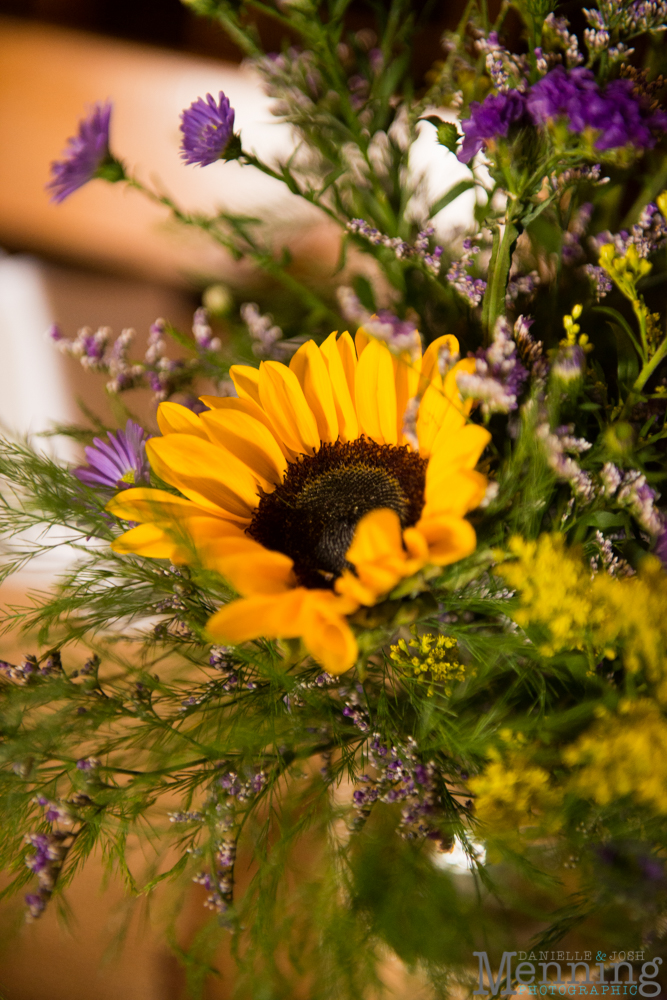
[247,437,427,589]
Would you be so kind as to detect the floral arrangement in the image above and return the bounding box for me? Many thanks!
[3,0,667,994]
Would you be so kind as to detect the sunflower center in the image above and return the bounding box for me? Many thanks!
[247,438,427,589]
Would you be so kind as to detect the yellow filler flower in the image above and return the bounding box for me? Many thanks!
[107,331,490,674]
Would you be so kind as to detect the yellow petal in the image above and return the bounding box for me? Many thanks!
[336,331,358,400]
[355,338,397,445]
[111,523,184,560]
[300,595,358,674]
[320,332,359,441]
[424,469,488,517]
[346,507,403,566]
[147,435,259,521]
[199,396,291,459]
[415,515,477,565]
[427,424,491,479]
[229,365,262,406]
[207,544,295,596]
[107,487,204,523]
[200,409,287,486]
[420,334,460,389]
[393,350,421,445]
[207,589,311,642]
[289,340,339,443]
[355,327,371,357]
[258,361,321,455]
[156,402,209,439]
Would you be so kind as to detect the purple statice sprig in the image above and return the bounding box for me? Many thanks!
[74,420,150,492]
[456,317,528,417]
[457,90,527,164]
[180,92,241,168]
[337,287,422,360]
[346,220,444,277]
[47,102,125,204]
[446,238,487,307]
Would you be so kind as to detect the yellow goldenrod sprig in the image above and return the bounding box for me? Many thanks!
[389,627,467,697]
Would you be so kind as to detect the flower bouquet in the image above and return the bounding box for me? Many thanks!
[3,0,667,994]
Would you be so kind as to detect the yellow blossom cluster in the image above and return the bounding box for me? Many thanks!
[599,242,652,303]
[469,749,562,834]
[389,627,466,697]
[498,535,667,694]
[564,700,667,814]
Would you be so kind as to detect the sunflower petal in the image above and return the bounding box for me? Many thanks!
[147,435,259,521]
[355,327,371,357]
[200,409,287,486]
[424,469,488,517]
[355,339,397,445]
[393,350,421,445]
[207,544,295,596]
[300,595,358,674]
[259,361,321,456]
[111,523,184,560]
[420,334,460,388]
[156,402,209,439]
[229,365,262,405]
[428,424,491,478]
[289,340,339,443]
[415,515,477,565]
[199,396,291,459]
[207,589,310,643]
[336,331,358,399]
[320,332,359,441]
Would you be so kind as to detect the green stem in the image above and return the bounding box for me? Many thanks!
[481,218,519,342]
[633,337,667,394]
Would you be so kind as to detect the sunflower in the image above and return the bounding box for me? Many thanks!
[107,330,490,674]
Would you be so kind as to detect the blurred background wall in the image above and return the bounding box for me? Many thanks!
[0,2,471,995]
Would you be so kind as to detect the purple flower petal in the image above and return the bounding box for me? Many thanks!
[180,92,236,167]
[47,102,115,203]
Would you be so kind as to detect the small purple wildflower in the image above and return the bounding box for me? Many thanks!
[74,419,150,492]
[180,92,238,167]
[47,102,124,204]
[456,317,528,416]
[457,90,527,163]
[527,67,667,150]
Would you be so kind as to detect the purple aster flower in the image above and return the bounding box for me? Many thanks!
[457,90,527,163]
[74,419,150,492]
[47,102,125,204]
[180,92,239,167]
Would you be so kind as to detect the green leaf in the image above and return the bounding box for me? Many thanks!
[429,179,475,219]
[353,274,377,313]
[418,117,461,153]
[579,511,628,529]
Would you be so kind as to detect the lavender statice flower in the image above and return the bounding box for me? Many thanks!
[543,13,584,67]
[562,203,593,264]
[74,420,150,492]
[591,530,634,578]
[614,470,663,536]
[536,421,595,501]
[337,287,422,359]
[192,307,221,353]
[457,90,527,163]
[47,102,124,204]
[240,303,285,359]
[456,317,528,417]
[514,315,548,380]
[475,32,529,91]
[506,269,540,304]
[346,220,444,275]
[180,92,238,167]
[446,239,487,306]
[583,264,614,301]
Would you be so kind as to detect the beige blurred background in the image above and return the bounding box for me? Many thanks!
[0,3,472,995]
